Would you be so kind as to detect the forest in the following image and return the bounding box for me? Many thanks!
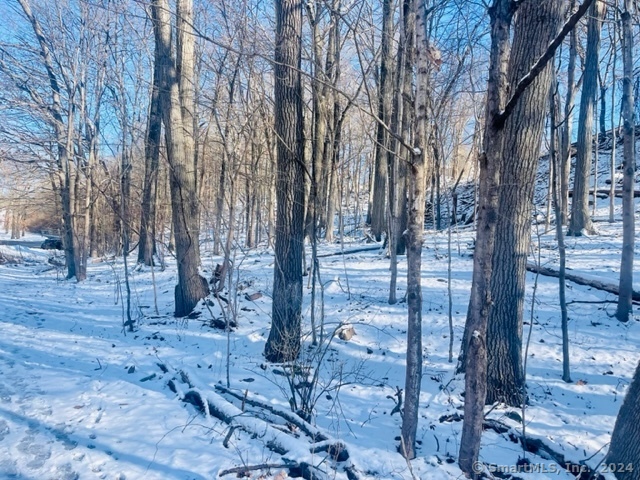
[0,0,638,478]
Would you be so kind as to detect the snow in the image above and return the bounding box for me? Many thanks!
[0,215,637,480]
[0,135,638,479]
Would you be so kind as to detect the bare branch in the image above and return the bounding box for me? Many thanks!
[494,0,596,128]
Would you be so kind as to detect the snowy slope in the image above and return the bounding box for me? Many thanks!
[0,210,638,480]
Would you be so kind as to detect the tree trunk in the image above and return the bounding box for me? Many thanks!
[486,0,564,408]
[264,0,305,363]
[325,96,342,243]
[599,80,607,138]
[89,191,99,258]
[386,0,409,306]
[265,123,276,248]
[396,18,414,256]
[17,0,81,280]
[369,0,394,241]
[152,0,208,317]
[120,140,131,256]
[615,1,634,322]
[401,0,428,460]
[61,107,80,280]
[568,0,604,236]
[325,15,342,243]
[138,41,162,266]
[609,13,618,224]
[458,1,513,475]
[81,113,97,278]
[550,82,572,383]
[607,361,640,477]
[319,13,339,241]
[305,2,327,242]
[177,0,199,261]
[561,0,578,226]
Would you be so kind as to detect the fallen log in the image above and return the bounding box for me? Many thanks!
[526,263,640,303]
[568,188,640,198]
[219,463,293,477]
[215,384,327,443]
[458,415,607,480]
[317,246,380,258]
[167,368,361,480]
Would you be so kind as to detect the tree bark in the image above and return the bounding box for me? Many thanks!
[264,0,305,362]
[607,361,640,478]
[401,0,428,460]
[138,34,162,266]
[561,0,578,226]
[17,0,81,281]
[609,12,618,225]
[395,12,414,256]
[615,2,635,322]
[176,0,200,261]
[458,0,513,475]
[305,2,327,242]
[550,83,572,383]
[386,0,409,305]
[568,0,604,236]
[486,0,564,408]
[152,0,208,317]
[370,0,394,241]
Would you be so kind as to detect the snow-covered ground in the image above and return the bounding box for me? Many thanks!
[0,203,638,480]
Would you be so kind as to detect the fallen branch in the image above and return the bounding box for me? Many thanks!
[317,246,380,258]
[566,300,615,305]
[219,462,295,477]
[215,384,328,442]
[568,188,640,198]
[480,418,606,480]
[166,368,360,480]
[215,385,354,466]
[526,263,640,303]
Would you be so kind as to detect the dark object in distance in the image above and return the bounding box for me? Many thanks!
[41,237,63,250]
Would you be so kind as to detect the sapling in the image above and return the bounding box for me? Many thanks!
[550,81,572,382]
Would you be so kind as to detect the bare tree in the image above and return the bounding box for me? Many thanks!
[458,0,514,474]
[264,0,306,362]
[568,0,605,236]
[369,0,394,241]
[5,0,152,278]
[550,80,572,383]
[400,0,430,460]
[615,0,635,322]
[561,0,578,226]
[152,0,208,317]
[608,8,619,224]
[177,0,200,261]
[459,0,594,473]
[138,4,163,266]
[13,0,85,280]
[486,0,564,407]
[386,0,413,305]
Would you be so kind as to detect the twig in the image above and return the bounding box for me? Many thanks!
[222,425,240,449]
